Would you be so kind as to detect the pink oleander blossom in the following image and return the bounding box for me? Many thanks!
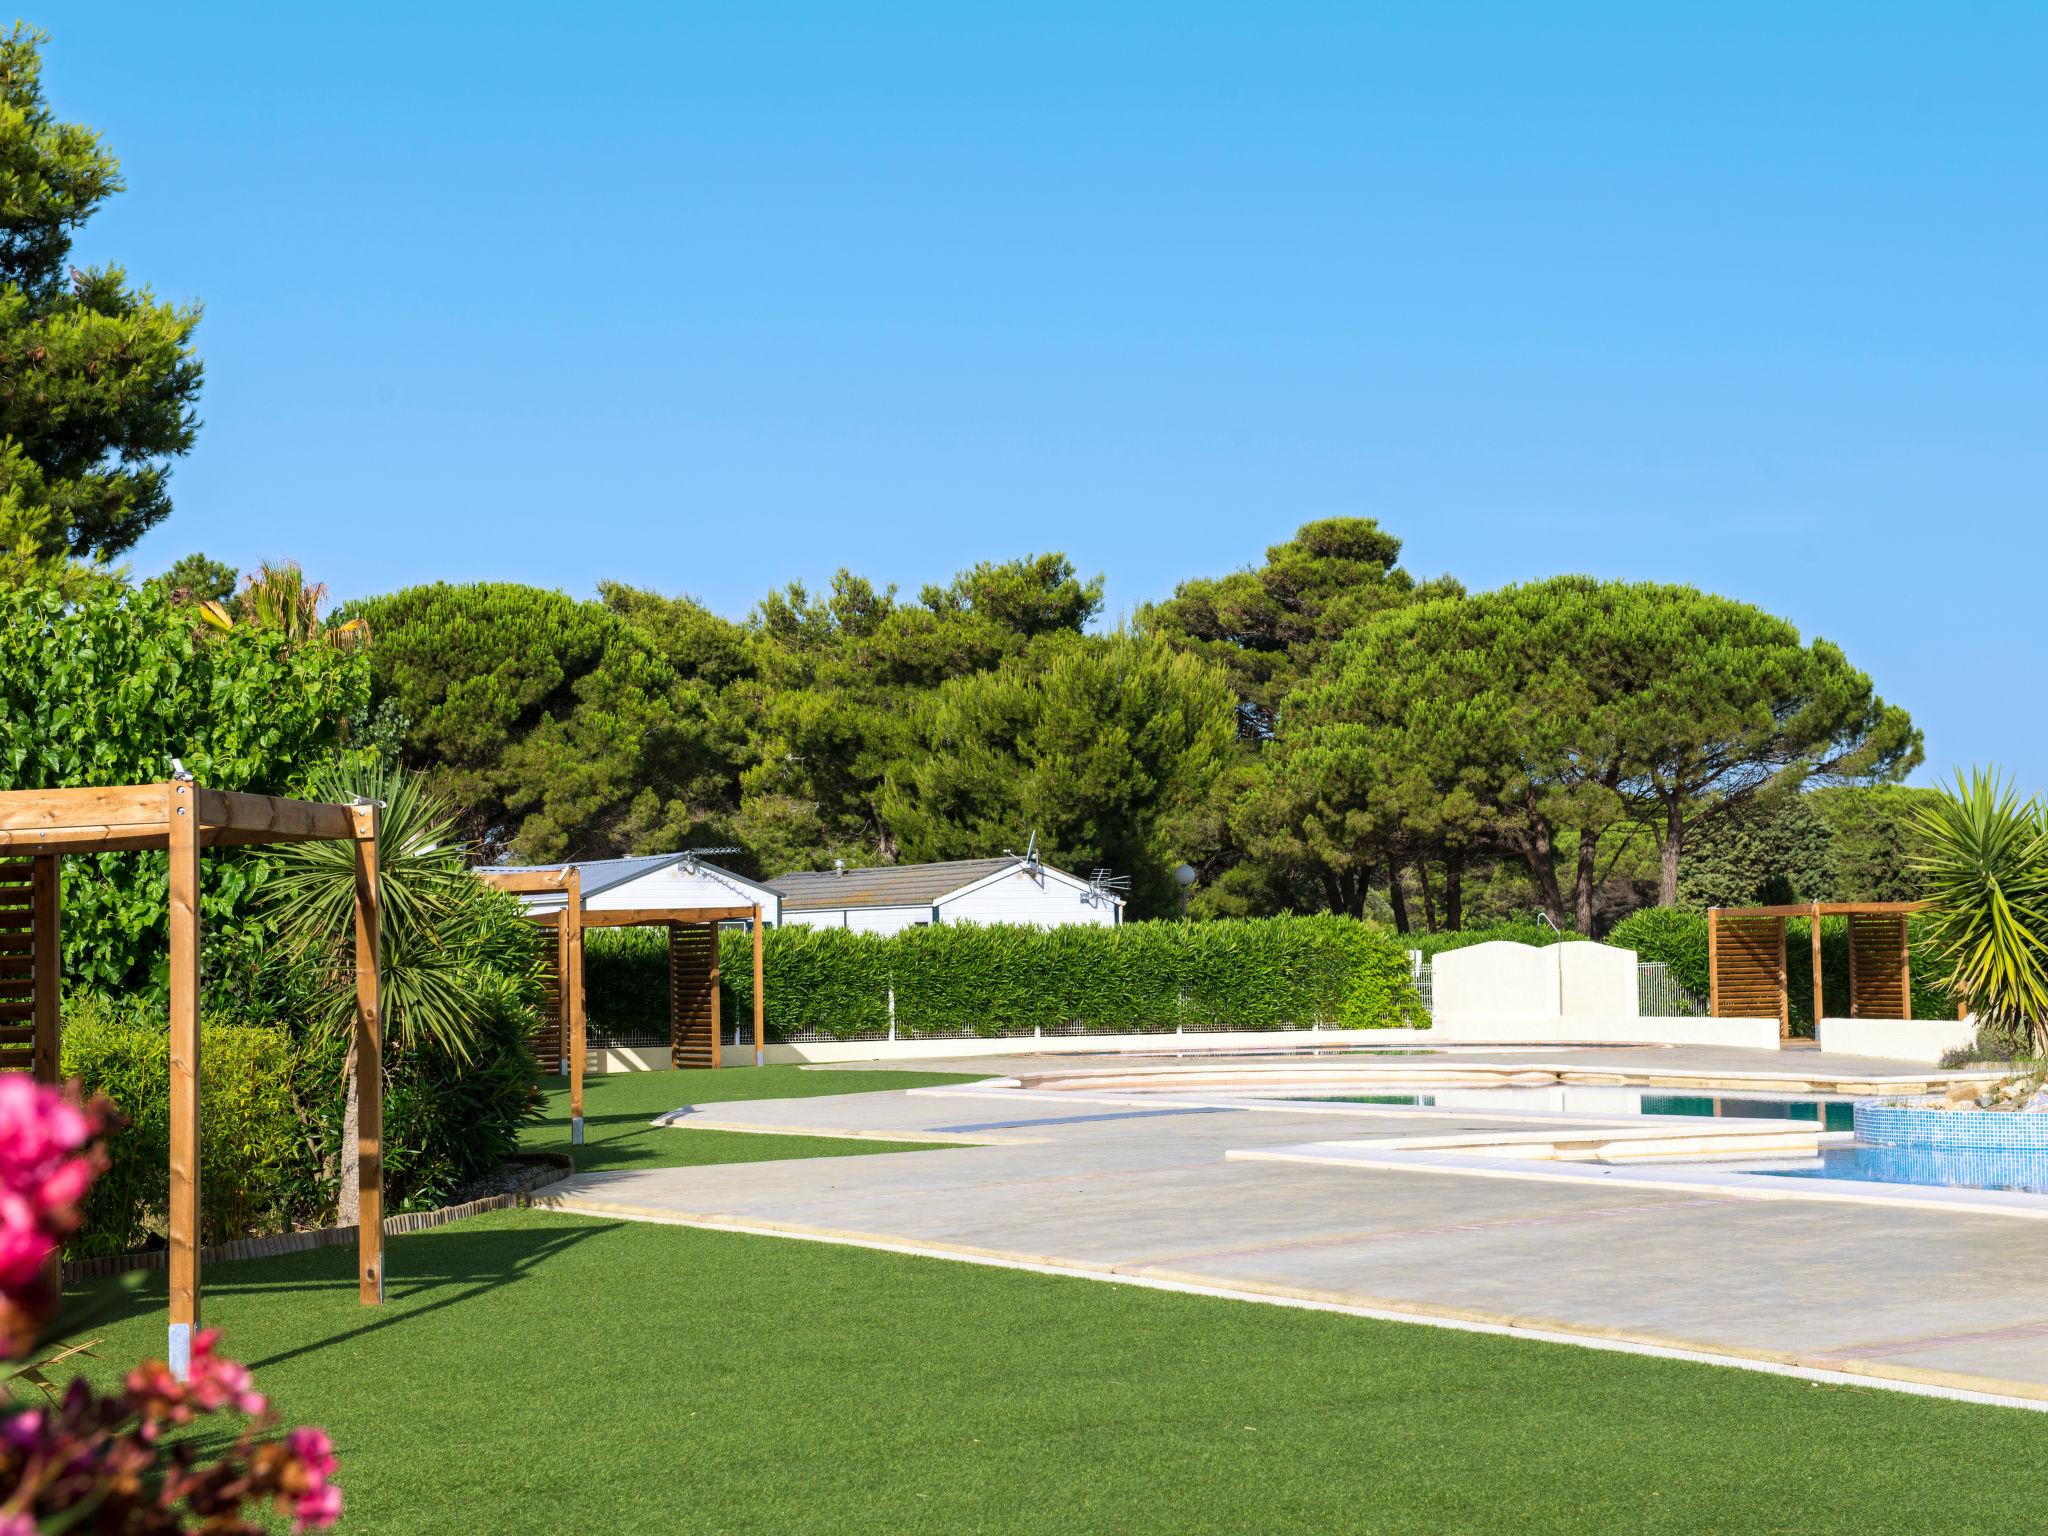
[0,1075,343,1530]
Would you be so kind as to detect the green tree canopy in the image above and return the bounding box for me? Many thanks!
[0,27,203,572]
[1143,518,1455,742]
[153,552,237,604]
[1675,794,1839,909]
[1288,577,1918,929]
[878,633,1236,914]
[341,582,741,861]
[0,581,367,988]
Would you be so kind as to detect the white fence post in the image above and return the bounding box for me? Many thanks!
[887,985,897,1044]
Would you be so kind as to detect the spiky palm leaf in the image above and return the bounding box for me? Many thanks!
[1910,769,2048,1046]
[268,760,494,1062]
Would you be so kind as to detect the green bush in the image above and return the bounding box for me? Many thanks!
[591,915,1423,1040]
[60,997,314,1256]
[1606,909,1709,1002]
[292,980,542,1214]
[1404,921,1585,959]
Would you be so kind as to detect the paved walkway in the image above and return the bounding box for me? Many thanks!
[539,1057,2048,1408]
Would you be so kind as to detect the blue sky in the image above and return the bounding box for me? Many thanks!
[38,3,2047,785]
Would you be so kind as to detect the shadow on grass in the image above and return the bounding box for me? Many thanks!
[58,1216,620,1370]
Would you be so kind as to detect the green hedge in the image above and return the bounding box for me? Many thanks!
[59,986,540,1257]
[587,915,1424,1040]
[61,1002,313,1256]
[1403,921,1586,959]
[1606,907,1955,1033]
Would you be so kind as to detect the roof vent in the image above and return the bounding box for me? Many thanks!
[834,858,846,876]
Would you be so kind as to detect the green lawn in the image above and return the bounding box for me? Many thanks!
[45,1066,2048,1534]
[519,1062,982,1171]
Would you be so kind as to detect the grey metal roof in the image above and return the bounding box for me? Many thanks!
[768,857,1022,911]
[480,853,768,902]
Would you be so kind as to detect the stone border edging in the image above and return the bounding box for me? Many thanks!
[62,1156,573,1284]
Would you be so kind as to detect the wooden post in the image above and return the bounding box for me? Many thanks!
[707,921,722,1072]
[1775,918,1790,1041]
[351,803,384,1307]
[166,780,201,1380]
[30,855,59,1084]
[565,869,585,1145]
[1809,903,1824,1036]
[751,904,765,1068]
[1706,908,1721,1017]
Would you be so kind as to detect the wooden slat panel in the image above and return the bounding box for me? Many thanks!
[1848,912,1910,1018]
[669,923,718,1069]
[531,937,565,1074]
[1712,916,1787,1032]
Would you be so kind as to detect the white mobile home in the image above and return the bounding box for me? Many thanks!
[770,855,1124,936]
[483,852,782,925]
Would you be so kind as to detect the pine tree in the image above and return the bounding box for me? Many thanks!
[0,25,203,576]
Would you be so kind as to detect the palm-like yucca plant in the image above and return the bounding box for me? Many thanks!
[196,561,369,650]
[1911,769,2048,1053]
[268,760,534,1220]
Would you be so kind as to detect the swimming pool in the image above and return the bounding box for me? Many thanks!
[1283,1087,1859,1131]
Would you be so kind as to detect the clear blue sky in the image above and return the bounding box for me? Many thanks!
[37,3,2047,786]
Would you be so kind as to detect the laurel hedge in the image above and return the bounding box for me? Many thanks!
[584,914,1424,1041]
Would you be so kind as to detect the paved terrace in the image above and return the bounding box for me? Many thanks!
[538,1045,2048,1408]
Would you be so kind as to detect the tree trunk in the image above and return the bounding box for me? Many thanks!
[1658,796,1684,906]
[1573,829,1600,936]
[1443,852,1464,932]
[337,1052,360,1227]
[1508,794,1569,930]
[1387,862,1410,933]
[1416,859,1438,933]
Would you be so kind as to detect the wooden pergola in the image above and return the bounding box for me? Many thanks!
[0,781,385,1379]
[477,867,767,1147]
[1708,900,1927,1038]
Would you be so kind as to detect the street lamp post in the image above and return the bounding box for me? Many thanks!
[1173,862,1198,918]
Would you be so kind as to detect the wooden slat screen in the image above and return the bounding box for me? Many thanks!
[0,861,36,1073]
[531,933,565,1074]
[1848,912,1910,1019]
[1713,915,1787,1032]
[669,923,719,1069]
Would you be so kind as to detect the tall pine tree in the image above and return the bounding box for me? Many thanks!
[0,25,203,579]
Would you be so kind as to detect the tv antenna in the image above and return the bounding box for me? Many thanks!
[1086,869,1132,907]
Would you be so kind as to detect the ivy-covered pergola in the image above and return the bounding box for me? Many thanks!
[0,779,386,1379]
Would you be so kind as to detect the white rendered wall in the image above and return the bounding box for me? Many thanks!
[1429,1012,1781,1050]
[1558,943,1639,1019]
[937,868,1119,929]
[1432,941,1563,1024]
[1815,1018,1977,1065]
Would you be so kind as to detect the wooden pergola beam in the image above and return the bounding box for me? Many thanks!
[0,780,386,1379]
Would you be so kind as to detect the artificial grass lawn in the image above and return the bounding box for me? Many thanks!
[518,1063,983,1172]
[48,1067,2048,1534]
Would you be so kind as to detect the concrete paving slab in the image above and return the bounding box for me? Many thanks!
[540,1062,2048,1407]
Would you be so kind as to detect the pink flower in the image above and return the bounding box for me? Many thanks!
[286,1424,339,1480]
[293,1480,344,1531]
[0,1511,37,1536]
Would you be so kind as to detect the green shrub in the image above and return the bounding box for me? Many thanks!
[585,915,1423,1041]
[292,979,542,1214]
[1405,921,1585,959]
[60,996,313,1256]
[1606,909,1709,1002]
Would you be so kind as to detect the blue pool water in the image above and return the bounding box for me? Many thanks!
[1291,1090,1858,1131]
[1753,1143,2048,1196]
